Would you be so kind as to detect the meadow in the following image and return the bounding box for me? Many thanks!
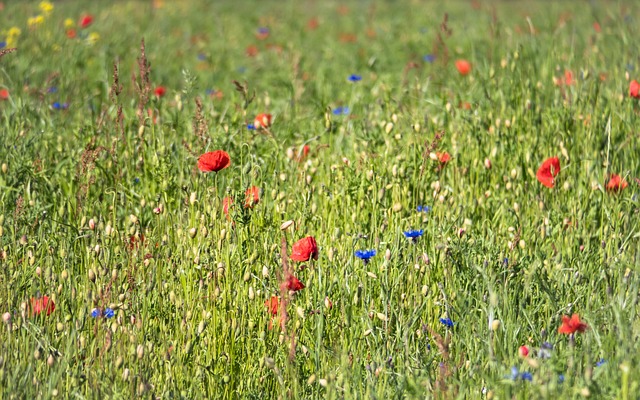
[0,0,639,398]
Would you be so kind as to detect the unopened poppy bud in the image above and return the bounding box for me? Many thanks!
[94,244,100,255]
[248,287,254,300]
[2,312,11,324]
[286,147,295,159]
[88,218,95,230]
[105,224,112,236]
[47,354,55,367]
[491,319,501,331]
[484,158,491,169]
[391,113,398,123]
[413,123,421,132]
[1,163,7,173]
[88,269,96,282]
[34,349,42,360]
[19,235,28,245]
[510,168,518,179]
[385,122,394,134]
[189,192,197,205]
[324,297,333,310]
[262,265,269,278]
[385,249,391,260]
[136,344,144,359]
[188,228,197,239]
[280,220,294,231]
[519,345,529,357]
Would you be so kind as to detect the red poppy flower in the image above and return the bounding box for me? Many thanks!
[29,295,55,317]
[436,152,451,164]
[129,234,145,250]
[606,174,628,192]
[198,150,230,173]
[290,236,319,262]
[254,113,272,129]
[244,186,261,208]
[593,22,601,33]
[0,89,8,100]
[307,17,319,30]
[629,80,640,99]
[536,157,561,188]
[296,145,310,162]
[518,345,529,357]
[222,196,233,217]
[154,86,166,98]
[558,313,588,335]
[285,274,305,292]
[265,296,279,316]
[246,45,259,57]
[79,14,93,29]
[455,59,472,76]
[66,29,77,39]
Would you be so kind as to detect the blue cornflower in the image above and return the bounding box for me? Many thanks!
[510,366,520,380]
[332,106,350,116]
[258,27,270,35]
[416,205,431,213]
[247,124,256,130]
[0,41,5,49]
[558,374,565,383]
[104,308,115,319]
[133,177,140,184]
[509,367,533,382]
[52,102,69,110]
[423,54,436,63]
[520,372,533,381]
[47,86,58,93]
[403,229,424,242]
[439,317,454,328]
[197,53,206,61]
[91,308,101,318]
[595,358,606,367]
[355,249,376,264]
[348,74,362,82]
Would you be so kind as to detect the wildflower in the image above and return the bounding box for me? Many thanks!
[64,18,75,28]
[244,186,261,208]
[558,313,588,335]
[307,17,319,30]
[423,54,436,63]
[403,229,424,242]
[520,372,533,382]
[104,308,115,319]
[558,374,565,383]
[0,89,9,100]
[254,113,272,129]
[595,358,606,367]
[348,74,362,82]
[629,80,640,98]
[29,295,55,316]
[538,341,553,359]
[285,275,305,292]
[86,32,100,45]
[222,196,233,218]
[39,1,54,15]
[256,27,270,40]
[295,145,310,162]
[435,152,451,165]
[28,16,45,28]
[439,317,454,328]
[355,249,376,264]
[606,174,628,192]
[52,102,69,110]
[290,236,319,262]
[332,106,350,115]
[247,123,256,130]
[455,59,472,75]
[66,29,77,39]
[518,345,529,357]
[0,41,5,49]
[80,14,93,29]
[246,45,259,57]
[197,150,230,173]
[416,205,431,213]
[91,308,101,318]
[509,367,532,382]
[154,86,166,98]
[536,156,561,188]
[265,296,279,316]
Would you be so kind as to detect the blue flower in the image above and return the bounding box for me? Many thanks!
[91,308,101,318]
[258,27,270,35]
[52,102,69,110]
[348,74,362,82]
[247,124,256,130]
[355,249,376,264]
[416,205,431,213]
[403,229,424,241]
[596,358,606,367]
[0,41,6,49]
[133,177,140,185]
[558,374,565,383]
[509,367,533,382]
[510,366,520,380]
[332,106,350,116]
[423,54,436,63]
[439,317,454,328]
[47,86,58,94]
[197,53,207,61]
[104,308,115,319]
[520,372,533,381]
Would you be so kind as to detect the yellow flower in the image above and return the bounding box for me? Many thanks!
[86,32,100,45]
[64,18,74,29]
[6,37,16,48]
[7,27,22,37]
[39,1,54,16]
[28,15,45,28]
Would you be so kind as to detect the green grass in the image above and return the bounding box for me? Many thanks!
[1,0,639,398]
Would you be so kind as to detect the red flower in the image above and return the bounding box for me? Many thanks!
[254,113,272,129]
[222,196,233,217]
[455,59,472,76]
[66,29,77,39]
[285,275,305,292]
[436,152,451,164]
[518,345,529,357]
[154,86,166,98]
[593,22,601,33]
[290,236,319,262]
[246,45,259,57]
[244,186,261,208]
[606,174,628,192]
[197,150,230,173]
[629,80,640,99]
[296,145,310,162]
[307,18,319,30]
[29,295,55,317]
[536,157,561,188]
[129,234,145,250]
[265,296,279,316]
[558,313,588,335]
[0,89,8,100]
[79,14,93,29]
